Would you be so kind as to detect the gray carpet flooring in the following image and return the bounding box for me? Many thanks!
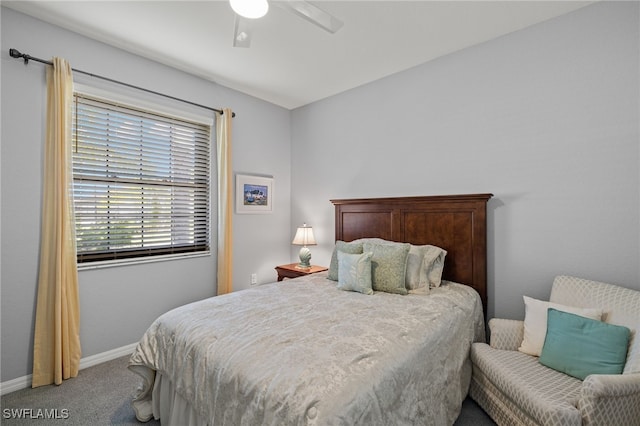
[1,355,495,425]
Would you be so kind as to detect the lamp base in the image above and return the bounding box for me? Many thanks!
[297,246,312,268]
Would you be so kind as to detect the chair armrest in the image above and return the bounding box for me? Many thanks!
[488,318,524,351]
[578,373,640,426]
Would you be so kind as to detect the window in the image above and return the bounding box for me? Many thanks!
[72,92,212,264]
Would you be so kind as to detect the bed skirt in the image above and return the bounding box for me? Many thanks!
[130,364,207,425]
[152,373,207,425]
[132,358,474,426]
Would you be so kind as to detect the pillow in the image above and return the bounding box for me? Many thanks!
[354,238,420,289]
[327,241,363,281]
[363,242,410,295]
[518,296,603,356]
[539,309,630,380]
[405,245,428,290]
[356,239,423,290]
[406,245,447,289]
[624,328,639,374]
[336,251,374,295]
[354,239,446,290]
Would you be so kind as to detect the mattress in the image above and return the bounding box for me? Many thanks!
[128,272,485,425]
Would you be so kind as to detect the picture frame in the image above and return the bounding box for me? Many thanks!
[236,174,274,214]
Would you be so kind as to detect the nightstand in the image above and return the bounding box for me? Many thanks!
[275,263,328,281]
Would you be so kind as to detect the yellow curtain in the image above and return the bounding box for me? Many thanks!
[216,109,234,295]
[32,57,81,388]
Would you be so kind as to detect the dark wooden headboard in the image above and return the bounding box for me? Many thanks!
[331,194,492,311]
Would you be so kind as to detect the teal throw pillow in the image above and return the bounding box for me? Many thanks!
[363,242,410,295]
[336,251,374,295]
[539,308,630,380]
[327,241,363,281]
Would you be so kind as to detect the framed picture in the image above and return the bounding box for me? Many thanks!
[236,174,274,214]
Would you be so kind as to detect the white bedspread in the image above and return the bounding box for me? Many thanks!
[129,272,485,425]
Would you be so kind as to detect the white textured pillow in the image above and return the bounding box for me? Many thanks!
[518,296,603,356]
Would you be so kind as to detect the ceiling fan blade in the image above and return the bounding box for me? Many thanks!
[278,0,343,34]
[233,15,253,48]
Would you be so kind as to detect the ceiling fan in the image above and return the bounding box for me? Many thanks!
[230,0,344,48]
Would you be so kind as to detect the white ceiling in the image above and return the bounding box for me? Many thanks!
[4,1,593,109]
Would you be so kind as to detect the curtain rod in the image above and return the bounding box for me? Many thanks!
[9,48,235,118]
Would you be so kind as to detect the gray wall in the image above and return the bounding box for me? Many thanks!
[290,1,640,320]
[1,7,292,382]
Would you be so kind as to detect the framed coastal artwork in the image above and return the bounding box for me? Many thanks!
[236,174,274,214]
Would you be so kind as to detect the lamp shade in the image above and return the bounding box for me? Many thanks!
[230,0,269,19]
[292,224,316,246]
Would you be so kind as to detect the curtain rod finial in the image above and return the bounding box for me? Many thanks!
[9,48,29,64]
[220,109,236,118]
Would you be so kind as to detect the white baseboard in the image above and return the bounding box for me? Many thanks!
[78,342,138,370]
[0,375,31,396]
[0,342,138,396]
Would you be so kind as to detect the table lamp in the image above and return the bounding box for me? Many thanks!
[292,223,316,268]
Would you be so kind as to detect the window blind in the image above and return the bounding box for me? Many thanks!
[72,93,211,263]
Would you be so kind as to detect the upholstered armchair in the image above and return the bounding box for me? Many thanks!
[470,275,640,425]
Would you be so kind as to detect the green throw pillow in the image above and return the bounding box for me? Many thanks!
[363,242,410,295]
[327,241,363,281]
[336,251,374,295]
[539,308,630,380]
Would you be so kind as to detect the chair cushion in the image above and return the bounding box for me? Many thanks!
[471,342,582,425]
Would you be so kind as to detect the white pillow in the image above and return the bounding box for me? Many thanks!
[406,244,447,289]
[518,296,603,356]
[422,245,447,288]
[405,245,429,290]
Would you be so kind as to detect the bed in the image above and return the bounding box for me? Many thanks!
[129,193,493,425]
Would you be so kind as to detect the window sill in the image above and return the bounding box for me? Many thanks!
[77,251,211,271]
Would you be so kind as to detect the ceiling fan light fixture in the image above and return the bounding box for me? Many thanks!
[230,0,269,19]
